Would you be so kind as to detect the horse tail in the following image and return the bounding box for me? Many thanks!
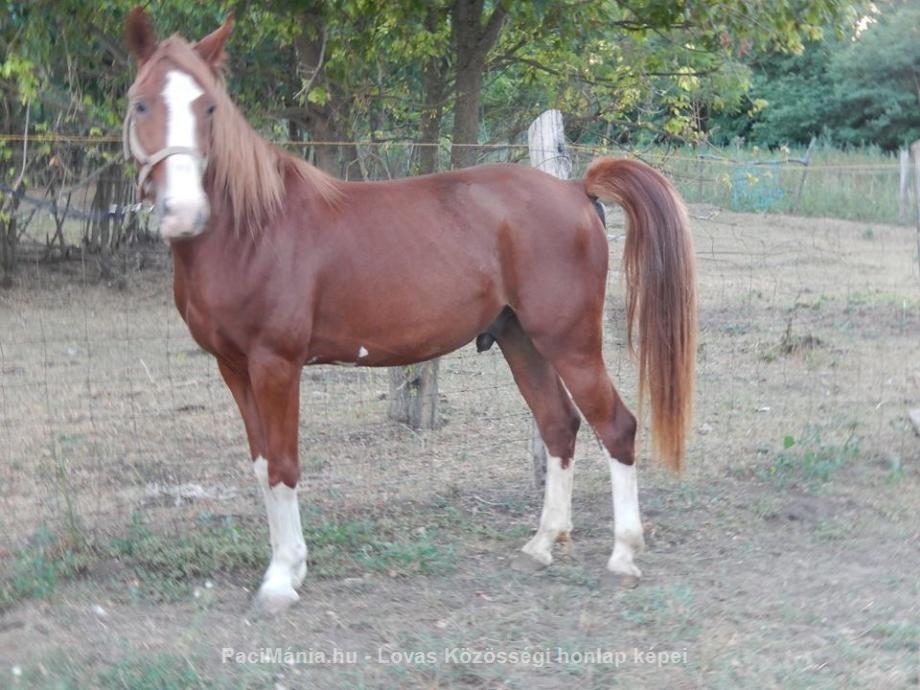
[584,157,697,472]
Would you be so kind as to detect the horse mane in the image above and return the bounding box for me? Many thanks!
[142,37,343,232]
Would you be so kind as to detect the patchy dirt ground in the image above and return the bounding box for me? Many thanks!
[0,207,918,689]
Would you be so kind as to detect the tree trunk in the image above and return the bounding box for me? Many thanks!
[308,110,347,176]
[0,190,21,288]
[386,7,451,431]
[450,65,484,169]
[296,7,360,180]
[448,0,508,170]
[417,7,448,176]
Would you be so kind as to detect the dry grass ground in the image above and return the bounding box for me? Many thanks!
[0,206,918,689]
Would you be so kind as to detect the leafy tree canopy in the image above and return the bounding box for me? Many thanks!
[709,0,920,150]
[0,0,871,163]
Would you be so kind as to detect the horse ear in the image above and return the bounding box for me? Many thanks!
[194,12,234,69]
[125,6,157,65]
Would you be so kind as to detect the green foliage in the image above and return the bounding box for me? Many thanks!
[21,652,210,690]
[0,510,455,610]
[0,526,85,609]
[307,513,455,578]
[760,427,859,490]
[661,142,903,223]
[711,1,920,150]
[828,1,920,149]
[0,53,38,103]
[710,38,841,146]
[96,654,208,690]
[0,0,866,157]
[487,0,856,146]
[107,510,454,598]
[108,513,266,597]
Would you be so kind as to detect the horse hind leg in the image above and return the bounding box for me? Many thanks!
[494,314,581,568]
[545,349,645,581]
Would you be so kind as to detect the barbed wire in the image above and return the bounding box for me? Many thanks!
[2,193,918,538]
[0,181,148,223]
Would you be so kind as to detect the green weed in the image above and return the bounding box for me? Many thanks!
[109,510,455,593]
[663,143,904,224]
[0,526,85,609]
[760,427,858,490]
[96,653,208,690]
[18,652,212,690]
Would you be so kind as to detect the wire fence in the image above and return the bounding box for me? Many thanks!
[1,138,919,570]
[0,136,911,282]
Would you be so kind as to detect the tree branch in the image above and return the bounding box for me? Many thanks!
[12,100,30,190]
[480,3,509,53]
[492,55,721,86]
[295,27,327,102]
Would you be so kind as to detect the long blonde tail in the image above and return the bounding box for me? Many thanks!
[585,157,697,471]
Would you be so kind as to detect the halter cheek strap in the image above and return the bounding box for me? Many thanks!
[123,111,206,202]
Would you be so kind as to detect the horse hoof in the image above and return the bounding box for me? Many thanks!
[253,585,299,615]
[555,532,574,558]
[511,552,550,572]
[292,561,308,588]
[610,573,641,589]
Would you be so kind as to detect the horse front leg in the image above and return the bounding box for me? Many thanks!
[247,353,307,613]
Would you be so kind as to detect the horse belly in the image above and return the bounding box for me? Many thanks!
[310,270,503,367]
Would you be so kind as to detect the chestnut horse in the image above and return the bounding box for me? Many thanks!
[123,8,696,612]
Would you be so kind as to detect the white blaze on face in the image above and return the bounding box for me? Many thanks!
[160,69,209,238]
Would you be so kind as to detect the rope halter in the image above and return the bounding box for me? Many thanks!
[123,110,206,203]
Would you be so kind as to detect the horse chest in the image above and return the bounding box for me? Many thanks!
[172,279,224,356]
[174,293,209,347]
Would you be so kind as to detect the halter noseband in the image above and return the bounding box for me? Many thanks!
[123,111,206,202]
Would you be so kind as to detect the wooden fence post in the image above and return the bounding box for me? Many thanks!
[910,140,920,276]
[388,359,440,430]
[791,136,816,213]
[526,109,571,491]
[899,147,911,225]
[696,140,706,201]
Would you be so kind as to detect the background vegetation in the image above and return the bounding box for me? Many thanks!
[2,2,915,269]
[711,1,920,150]
[0,0,914,284]
[6,0,911,173]
[2,5,919,687]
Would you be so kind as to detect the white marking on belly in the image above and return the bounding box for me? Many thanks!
[358,346,369,358]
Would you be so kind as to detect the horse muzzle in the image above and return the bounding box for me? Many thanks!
[157,195,210,240]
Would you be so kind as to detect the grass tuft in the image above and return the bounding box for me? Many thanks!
[0,526,87,610]
[760,427,859,490]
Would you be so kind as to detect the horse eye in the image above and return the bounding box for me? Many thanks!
[205,104,216,116]
[135,101,148,114]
